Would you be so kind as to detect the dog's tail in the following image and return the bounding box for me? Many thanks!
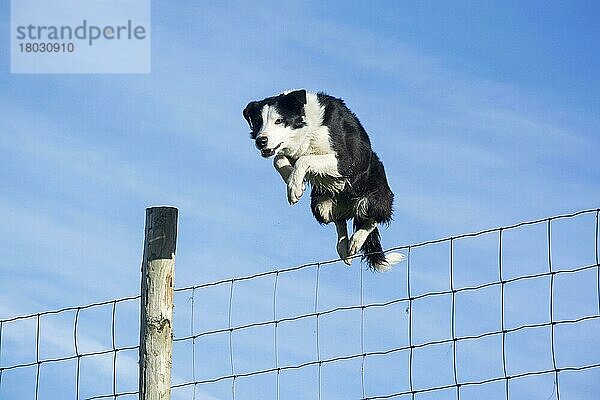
[361,227,406,272]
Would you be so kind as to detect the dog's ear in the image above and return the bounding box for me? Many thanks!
[243,101,257,129]
[280,90,307,116]
[285,89,307,105]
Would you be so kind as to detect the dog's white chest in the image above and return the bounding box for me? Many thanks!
[309,125,334,154]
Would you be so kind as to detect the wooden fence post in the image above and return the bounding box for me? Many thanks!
[139,206,178,400]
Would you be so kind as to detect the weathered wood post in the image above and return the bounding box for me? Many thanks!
[139,206,178,400]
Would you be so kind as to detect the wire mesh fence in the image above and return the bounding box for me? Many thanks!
[0,295,141,399]
[1,208,599,399]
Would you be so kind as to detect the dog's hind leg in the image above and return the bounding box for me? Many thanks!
[348,218,377,258]
[311,192,352,265]
[335,220,352,266]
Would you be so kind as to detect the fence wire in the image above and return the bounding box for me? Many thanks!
[172,208,600,399]
[0,295,140,400]
[0,208,599,399]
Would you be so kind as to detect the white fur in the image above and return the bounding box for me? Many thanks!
[354,197,369,219]
[287,176,305,204]
[302,92,335,155]
[372,252,406,272]
[315,197,335,222]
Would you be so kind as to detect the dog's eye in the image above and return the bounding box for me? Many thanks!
[274,118,283,125]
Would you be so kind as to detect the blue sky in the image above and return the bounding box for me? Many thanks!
[0,1,599,399]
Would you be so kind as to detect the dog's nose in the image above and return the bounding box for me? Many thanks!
[255,136,268,149]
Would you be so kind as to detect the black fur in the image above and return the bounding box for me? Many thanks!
[318,93,394,225]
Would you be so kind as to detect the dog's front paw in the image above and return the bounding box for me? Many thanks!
[287,179,305,205]
[337,237,352,266]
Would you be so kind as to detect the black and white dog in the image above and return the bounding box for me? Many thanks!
[243,89,404,271]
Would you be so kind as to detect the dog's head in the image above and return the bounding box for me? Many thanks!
[243,89,308,158]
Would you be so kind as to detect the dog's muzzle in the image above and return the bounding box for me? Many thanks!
[255,136,282,158]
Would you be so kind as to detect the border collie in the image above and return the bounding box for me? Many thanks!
[243,89,405,271]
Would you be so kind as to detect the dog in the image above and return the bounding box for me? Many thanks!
[243,89,405,271]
